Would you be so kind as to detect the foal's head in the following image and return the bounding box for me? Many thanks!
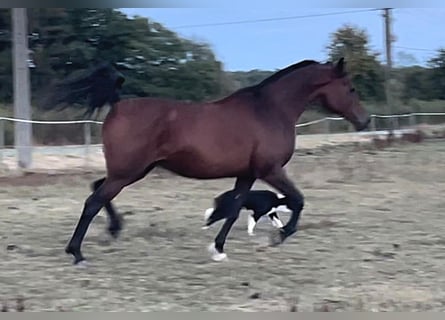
[310,58,370,131]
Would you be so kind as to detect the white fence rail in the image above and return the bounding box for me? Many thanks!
[294,112,445,129]
[1,112,445,170]
[2,112,445,127]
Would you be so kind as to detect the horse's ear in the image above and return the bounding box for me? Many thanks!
[334,57,346,77]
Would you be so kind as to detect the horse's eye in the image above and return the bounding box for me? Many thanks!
[350,88,356,93]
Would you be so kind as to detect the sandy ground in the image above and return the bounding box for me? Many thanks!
[0,141,445,311]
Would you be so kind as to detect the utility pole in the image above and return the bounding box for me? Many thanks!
[383,8,394,130]
[12,8,32,169]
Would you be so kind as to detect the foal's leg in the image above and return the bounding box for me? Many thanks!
[267,211,284,228]
[92,178,122,238]
[248,208,272,236]
[247,209,283,236]
[261,168,304,246]
[209,177,255,261]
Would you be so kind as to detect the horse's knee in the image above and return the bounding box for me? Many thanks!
[84,181,121,216]
[288,193,304,212]
[91,178,105,192]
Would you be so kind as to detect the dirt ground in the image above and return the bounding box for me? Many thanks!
[0,141,445,311]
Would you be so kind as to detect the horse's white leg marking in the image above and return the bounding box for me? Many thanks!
[202,207,214,229]
[207,243,227,262]
[75,260,90,268]
[204,207,214,220]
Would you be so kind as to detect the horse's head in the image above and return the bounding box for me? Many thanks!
[310,58,370,131]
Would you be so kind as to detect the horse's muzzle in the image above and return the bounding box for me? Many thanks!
[354,117,371,132]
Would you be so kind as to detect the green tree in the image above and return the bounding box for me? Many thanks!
[395,66,434,102]
[0,8,233,105]
[326,24,385,102]
[427,48,445,100]
[0,9,12,101]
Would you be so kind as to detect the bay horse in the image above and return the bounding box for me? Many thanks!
[50,58,370,265]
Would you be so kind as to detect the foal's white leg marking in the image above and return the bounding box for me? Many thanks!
[271,216,284,228]
[207,243,227,262]
[267,208,285,228]
[276,205,292,213]
[247,214,257,236]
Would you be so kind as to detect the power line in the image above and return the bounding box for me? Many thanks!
[394,45,438,53]
[172,8,381,29]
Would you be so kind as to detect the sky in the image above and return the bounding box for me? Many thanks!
[119,7,445,71]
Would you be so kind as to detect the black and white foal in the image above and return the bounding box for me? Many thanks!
[203,190,292,259]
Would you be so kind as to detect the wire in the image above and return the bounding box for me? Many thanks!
[172,8,381,29]
[394,45,439,53]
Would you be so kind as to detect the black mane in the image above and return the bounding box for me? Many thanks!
[257,59,319,87]
[227,60,320,98]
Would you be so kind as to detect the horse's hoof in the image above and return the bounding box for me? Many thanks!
[108,226,121,239]
[65,245,86,266]
[108,217,123,238]
[211,252,227,262]
[269,228,286,247]
[207,243,228,262]
[65,244,76,256]
[74,259,89,268]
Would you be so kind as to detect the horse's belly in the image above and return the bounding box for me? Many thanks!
[160,149,251,179]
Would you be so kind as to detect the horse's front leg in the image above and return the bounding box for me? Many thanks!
[260,168,304,246]
[91,177,123,238]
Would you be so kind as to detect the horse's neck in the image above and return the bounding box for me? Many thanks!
[263,72,315,124]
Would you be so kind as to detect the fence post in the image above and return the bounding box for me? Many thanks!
[409,114,416,128]
[324,118,331,134]
[370,115,376,132]
[84,122,91,169]
[393,115,399,130]
[0,119,4,166]
[348,121,354,132]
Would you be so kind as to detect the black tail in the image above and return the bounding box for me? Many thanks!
[45,62,125,118]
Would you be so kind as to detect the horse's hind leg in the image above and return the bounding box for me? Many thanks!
[66,163,157,265]
[65,177,127,264]
[92,177,122,238]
